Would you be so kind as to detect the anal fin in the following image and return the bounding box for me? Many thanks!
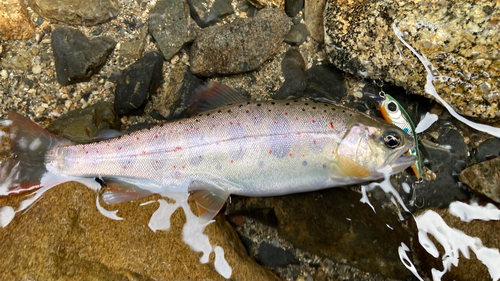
[190,189,230,222]
[102,178,155,204]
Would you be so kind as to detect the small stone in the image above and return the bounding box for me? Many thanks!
[51,27,116,86]
[119,26,147,59]
[32,64,42,74]
[274,48,306,99]
[475,138,500,163]
[285,0,303,17]
[114,50,164,116]
[257,242,299,268]
[459,157,500,203]
[27,0,119,26]
[284,23,308,45]
[155,62,203,120]
[65,100,72,109]
[249,0,285,10]
[32,46,39,56]
[0,0,35,40]
[304,65,347,102]
[148,0,196,60]
[47,101,120,143]
[304,0,325,43]
[187,0,234,28]
[0,70,8,79]
[190,8,291,76]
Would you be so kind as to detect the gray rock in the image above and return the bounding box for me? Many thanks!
[285,0,303,17]
[51,27,116,86]
[459,157,500,203]
[155,62,203,120]
[257,242,299,268]
[46,101,120,143]
[189,8,291,76]
[284,23,308,45]
[304,65,347,102]
[114,50,164,116]
[148,0,196,60]
[475,138,500,163]
[187,0,234,28]
[274,48,306,99]
[119,26,148,60]
[27,0,119,26]
[324,0,500,120]
[304,0,325,43]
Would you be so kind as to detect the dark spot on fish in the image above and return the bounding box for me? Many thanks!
[247,101,251,105]
[302,108,305,111]
[218,110,222,113]
[342,110,345,113]
[257,104,261,106]
[350,114,352,116]
[312,107,316,109]
[324,104,328,106]
[207,113,210,116]
[302,161,307,166]
[239,104,243,108]
[228,109,232,113]
[294,100,298,102]
[271,102,275,105]
[268,109,271,112]
[324,110,327,113]
[127,133,131,136]
[195,119,199,122]
[246,110,249,113]
[179,121,182,124]
[323,164,327,169]
[286,102,290,105]
[305,103,308,105]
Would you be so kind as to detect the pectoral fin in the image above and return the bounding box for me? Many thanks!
[102,178,156,204]
[190,189,230,222]
[334,155,370,178]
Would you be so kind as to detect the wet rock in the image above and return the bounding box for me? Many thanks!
[187,0,234,28]
[0,0,34,40]
[257,242,299,267]
[324,0,500,120]
[114,50,164,116]
[304,65,347,102]
[51,27,116,86]
[459,158,500,203]
[155,62,203,120]
[47,101,120,143]
[228,189,414,279]
[475,138,500,163]
[0,183,280,281]
[284,23,308,45]
[412,207,500,281]
[285,0,303,17]
[1,50,31,71]
[190,8,291,76]
[148,0,196,60]
[27,0,119,26]
[249,0,284,10]
[304,0,325,43]
[119,26,148,60]
[274,48,306,99]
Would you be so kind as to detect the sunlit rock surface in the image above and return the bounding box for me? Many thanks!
[0,0,34,40]
[324,0,500,120]
[0,182,279,281]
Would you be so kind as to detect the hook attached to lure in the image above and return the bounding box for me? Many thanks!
[365,91,423,181]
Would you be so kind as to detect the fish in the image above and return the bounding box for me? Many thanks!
[365,92,423,181]
[0,82,416,221]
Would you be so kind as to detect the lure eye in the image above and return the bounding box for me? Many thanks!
[387,101,398,112]
[382,130,401,149]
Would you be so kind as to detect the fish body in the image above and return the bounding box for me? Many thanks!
[367,92,423,180]
[1,83,416,220]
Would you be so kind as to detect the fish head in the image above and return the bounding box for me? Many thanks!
[336,113,416,178]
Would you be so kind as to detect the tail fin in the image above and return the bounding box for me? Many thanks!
[0,111,68,196]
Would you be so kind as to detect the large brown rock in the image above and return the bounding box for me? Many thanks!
[27,0,119,25]
[0,182,279,280]
[324,0,500,120]
[459,157,500,203]
[0,0,34,40]
[189,8,291,76]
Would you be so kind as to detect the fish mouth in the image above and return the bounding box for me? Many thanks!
[390,153,417,174]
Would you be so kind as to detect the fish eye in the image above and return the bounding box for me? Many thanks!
[387,101,398,112]
[382,129,401,149]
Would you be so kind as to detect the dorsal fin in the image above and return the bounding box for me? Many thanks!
[188,81,250,116]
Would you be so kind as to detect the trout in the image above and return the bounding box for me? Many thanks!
[0,82,415,220]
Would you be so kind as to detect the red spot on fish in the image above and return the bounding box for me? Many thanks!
[170,130,173,133]
[237,122,241,126]
[231,160,234,163]
[284,135,288,138]
[66,145,69,147]
[182,166,185,169]
[173,165,176,169]
[302,154,305,157]
[123,166,126,169]
[212,124,215,128]
[107,143,110,146]
[196,127,199,131]
[85,151,88,154]
[273,121,277,124]
[199,155,202,158]
[82,146,85,149]
[50,152,54,155]
[312,120,316,123]
[57,145,60,148]
[118,146,122,150]
[142,151,146,154]
[285,112,288,115]
[186,129,189,132]
[254,117,257,120]
[230,121,233,125]
[322,116,324,119]
[96,150,99,153]
[332,151,335,154]
[156,160,159,163]
[76,161,79,164]
[289,153,293,157]
[268,109,271,112]
[295,117,299,120]
[136,137,139,140]
[174,146,182,151]
[330,122,334,129]
[297,132,301,136]
[155,135,158,138]
[331,118,335,120]
[313,139,317,145]
[269,149,272,154]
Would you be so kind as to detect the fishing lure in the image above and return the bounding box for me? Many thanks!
[366,92,423,181]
